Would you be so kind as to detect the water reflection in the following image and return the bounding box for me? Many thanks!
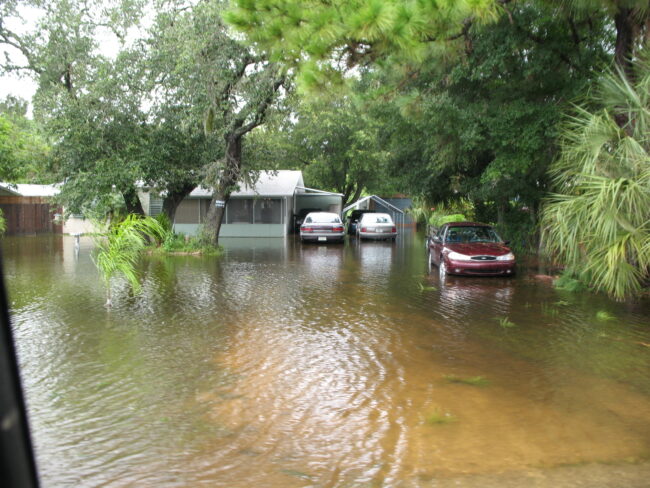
[2,234,650,487]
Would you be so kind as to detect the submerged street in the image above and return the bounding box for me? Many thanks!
[3,234,650,487]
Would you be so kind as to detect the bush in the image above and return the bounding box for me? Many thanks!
[0,209,5,235]
[429,213,466,227]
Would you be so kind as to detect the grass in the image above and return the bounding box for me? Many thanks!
[443,375,490,387]
[426,409,457,425]
[495,316,516,328]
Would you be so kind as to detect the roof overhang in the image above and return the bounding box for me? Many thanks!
[343,195,405,215]
[295,186,344,197]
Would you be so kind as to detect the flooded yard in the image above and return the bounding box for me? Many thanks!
[3,234,650,487]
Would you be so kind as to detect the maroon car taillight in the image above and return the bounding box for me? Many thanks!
[361,227,367,232]
[391,226,397,232]
[301,227,313,232]
[332,226,344,232]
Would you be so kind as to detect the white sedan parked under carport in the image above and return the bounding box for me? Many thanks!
[357,213,397,240]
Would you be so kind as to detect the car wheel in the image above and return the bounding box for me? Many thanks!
[439,258,448,279]
[427,250,433,272]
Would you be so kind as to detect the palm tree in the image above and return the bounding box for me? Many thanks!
[93,215,166,307]
[541,56,650,300]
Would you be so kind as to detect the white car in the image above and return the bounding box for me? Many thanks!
[300,212,345,243]
[357,213,397,240]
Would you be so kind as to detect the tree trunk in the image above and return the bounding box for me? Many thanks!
[204,134,242,245]
[205,186,231,245]
[614,7,636,79]
[123,187,145,216]
[162,182,196,224]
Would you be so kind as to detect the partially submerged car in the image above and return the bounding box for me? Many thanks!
[300,212,345,243]
[357,212,397,240]
[346,209,376,235]
[428,222,515,277]
[293,208,321,233]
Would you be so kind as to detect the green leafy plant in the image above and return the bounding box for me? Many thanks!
[93,215,166,307]
[596,311,616,321]
[0,208,6,235]
[541,56,650,300]
[418,282,437,292]
[159,232,223,256]
[553,270,588,293]
[495,316,516,328]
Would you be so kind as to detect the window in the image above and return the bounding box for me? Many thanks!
[226,199,254,224]
[254,199,282,224]
[175,200,200,224]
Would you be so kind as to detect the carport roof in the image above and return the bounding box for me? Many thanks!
[188,170,305,198]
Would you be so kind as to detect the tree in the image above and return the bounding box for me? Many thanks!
[0,109,50,182]
[541,57,650,299]
[368,2,610,242]
[225,0,505,90]
[248,91,390,208]
[151,0,287,244]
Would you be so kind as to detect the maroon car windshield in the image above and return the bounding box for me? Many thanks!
[445,226,502,244]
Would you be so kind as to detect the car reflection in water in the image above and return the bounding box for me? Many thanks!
[355,239,397,284]
[296,240,345,291]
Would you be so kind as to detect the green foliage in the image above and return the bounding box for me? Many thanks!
[155,213,173,236]
[0,209,5,235]
[553,269,588,293]
[495,316,516,328]
[542,55,650,300]
[418,282,437,292]
[0,110,51,183]
[371,2,609,250]
[159,233,223,256]
[429,213,466,228]
[93,215,166,307]
[596,311,616,321]
[226,0,503,91]
[246,90,390,207]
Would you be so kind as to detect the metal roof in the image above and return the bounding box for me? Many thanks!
[0,183,59,197]
[188,170,305,198]
[342,195,405,215]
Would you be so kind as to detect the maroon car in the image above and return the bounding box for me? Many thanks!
[428,222,515,277]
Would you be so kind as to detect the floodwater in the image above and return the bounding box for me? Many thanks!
[2,233,650,487]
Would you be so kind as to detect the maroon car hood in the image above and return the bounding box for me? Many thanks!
[445,242,511,256]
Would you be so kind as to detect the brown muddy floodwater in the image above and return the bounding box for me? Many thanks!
[2,234,650,487]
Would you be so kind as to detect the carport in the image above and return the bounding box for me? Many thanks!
[342,195,405,228]
[292,186,344,233]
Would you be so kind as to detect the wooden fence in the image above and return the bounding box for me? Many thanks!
[0,196,62,235]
